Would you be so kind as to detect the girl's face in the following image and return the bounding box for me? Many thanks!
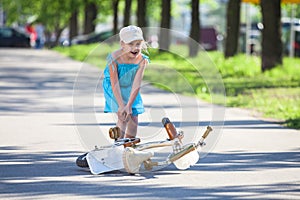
[122,40,143,58]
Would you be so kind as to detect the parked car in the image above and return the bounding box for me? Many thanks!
[200,27,218,51]
[71,30,113,45]
[170,27,218,51]
[0,26,30,48]
[282,20,300,57]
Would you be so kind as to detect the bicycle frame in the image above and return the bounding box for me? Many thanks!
[83,124,212,175]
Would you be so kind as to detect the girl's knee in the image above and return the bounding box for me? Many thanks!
[130,115,138,124]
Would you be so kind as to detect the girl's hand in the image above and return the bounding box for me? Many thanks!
[117,106,127,122]
[123,105,132,122]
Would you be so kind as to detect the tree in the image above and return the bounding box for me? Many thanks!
[112,0,119,35]
[260,0,282,71]
[1,0,41,26]
[1,0,70,43]
[137,0,148,38]
[69,0,80,42]
[189,0,200,57]
[83,0,98,34]
[123,0,132,26]
[69,10,78,41]
[224,0,241,58]
[159,0,171,51]
[137,0,147,28]
[38,0,72,46]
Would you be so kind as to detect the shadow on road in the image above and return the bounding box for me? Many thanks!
[0,66,78,114]
[57,119,285,130]
[194,150,300,171]
[1,146,299,199]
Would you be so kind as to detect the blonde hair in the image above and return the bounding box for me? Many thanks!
[141,40,150,55]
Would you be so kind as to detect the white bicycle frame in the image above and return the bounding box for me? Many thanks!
[86,126,213,175]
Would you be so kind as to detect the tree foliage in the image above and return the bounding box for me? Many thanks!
[1,0,289,65]
[1,0,41,25]
[2,0,79,45]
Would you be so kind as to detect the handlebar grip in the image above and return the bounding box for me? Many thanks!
[162,117,177,140]
[202,126,212,139]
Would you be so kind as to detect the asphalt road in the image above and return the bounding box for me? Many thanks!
[0,48,299,200]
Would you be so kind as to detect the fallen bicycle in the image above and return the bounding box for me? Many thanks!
[76,117,212,175]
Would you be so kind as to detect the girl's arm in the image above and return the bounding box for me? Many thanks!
[108,60,124,109]
[127,59,148,109]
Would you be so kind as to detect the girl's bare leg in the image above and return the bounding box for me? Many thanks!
[117,118,127,139]
[125,115,138,138]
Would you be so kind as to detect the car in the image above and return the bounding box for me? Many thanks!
[294,28,300,57]
[200,27,218,51]
[282,21,300,57]
[71,30,113,45]
[0,26,30,48]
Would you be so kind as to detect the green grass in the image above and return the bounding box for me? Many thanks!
[54,43,300,129]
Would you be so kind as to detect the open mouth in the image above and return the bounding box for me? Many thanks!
[130,51,138,56]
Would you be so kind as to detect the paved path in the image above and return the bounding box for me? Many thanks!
[0,49,299,199]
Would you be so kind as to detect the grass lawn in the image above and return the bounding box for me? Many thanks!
[54,43,300,129]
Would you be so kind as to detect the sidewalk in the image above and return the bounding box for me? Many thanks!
[0,48,299,199]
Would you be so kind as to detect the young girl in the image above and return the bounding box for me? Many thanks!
[102,25,149,139]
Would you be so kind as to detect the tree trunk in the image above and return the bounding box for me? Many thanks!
[189,0,200,57]
[54,27,65,46]
[123,0,132,26]
[159,0,171,52]
[113,0,119,35]
[224,0,241,58]
[137,0,147,38]
[84,1,97,35]
[69,9,78,42]
[137,0,147,27]
[260,0,282,72]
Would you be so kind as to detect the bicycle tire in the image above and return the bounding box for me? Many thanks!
[76,153,89,168]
